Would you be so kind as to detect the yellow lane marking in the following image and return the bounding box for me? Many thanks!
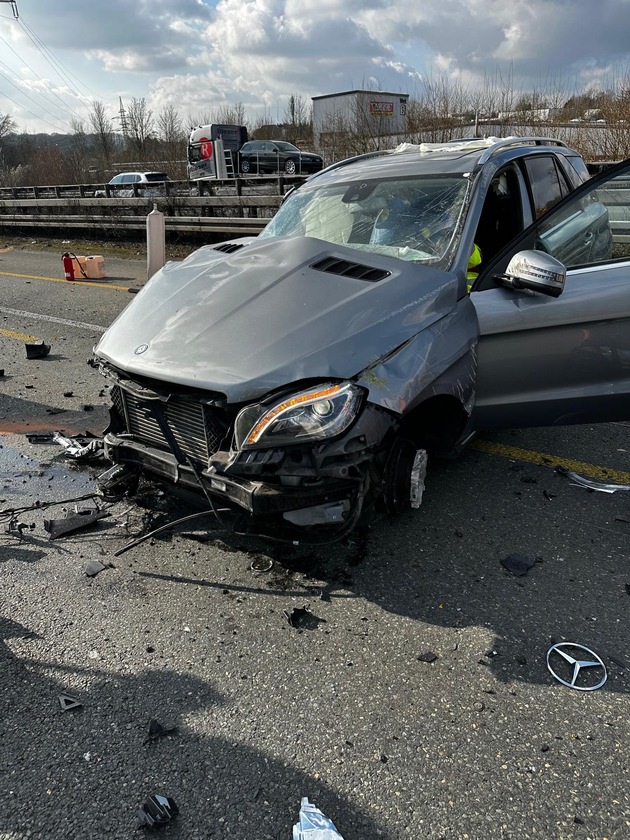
[472,438,630,484]
[0,327,39,342]
[0,270,135,292]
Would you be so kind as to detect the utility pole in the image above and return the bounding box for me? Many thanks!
[0,1,19,18]
[118,96,128,137]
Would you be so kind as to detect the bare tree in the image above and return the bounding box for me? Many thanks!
[88,101,115,164]
[66,117,91,183]
[156,105,186,177]
[126,97,155,158]
[0,112,17,141]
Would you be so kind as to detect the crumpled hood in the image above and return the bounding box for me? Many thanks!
[95,236,458,403]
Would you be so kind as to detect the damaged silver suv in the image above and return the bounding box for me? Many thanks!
[94,137,630,540]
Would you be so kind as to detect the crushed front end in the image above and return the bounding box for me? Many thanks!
[99,363,397,540]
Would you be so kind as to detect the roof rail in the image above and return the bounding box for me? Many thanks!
[318,149,392,176]
[476,136,569,165]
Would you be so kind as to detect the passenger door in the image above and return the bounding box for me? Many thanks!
[471,159,630,430]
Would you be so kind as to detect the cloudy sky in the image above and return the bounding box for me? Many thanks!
[1,0,630,134]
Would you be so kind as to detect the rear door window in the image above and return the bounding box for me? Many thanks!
[523,156,570,218]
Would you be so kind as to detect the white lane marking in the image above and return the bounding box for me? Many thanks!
[0,306,105,333]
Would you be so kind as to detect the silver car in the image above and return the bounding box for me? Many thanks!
[93,138,630,541]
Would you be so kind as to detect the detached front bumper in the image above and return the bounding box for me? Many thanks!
[103,434,361,517]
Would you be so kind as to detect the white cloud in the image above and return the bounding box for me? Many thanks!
[2,0,630,133]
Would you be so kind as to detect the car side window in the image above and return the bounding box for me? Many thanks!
[524,156,569,218]
[535,168,630,268]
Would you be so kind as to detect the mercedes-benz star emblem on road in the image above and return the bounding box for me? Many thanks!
[546,642,607,691]
[134,344,149,355]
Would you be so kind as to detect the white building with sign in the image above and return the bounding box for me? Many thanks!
[312,89,409,152]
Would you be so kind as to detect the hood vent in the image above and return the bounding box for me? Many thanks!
[312,256,390,283]
[213,243,245,254]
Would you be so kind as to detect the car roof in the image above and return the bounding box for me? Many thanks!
[310,136,572,183]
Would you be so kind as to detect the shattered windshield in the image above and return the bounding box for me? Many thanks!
[261,173,471,266]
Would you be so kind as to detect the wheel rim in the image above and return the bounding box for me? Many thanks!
[242,160,250,173]
[285,159,296,174]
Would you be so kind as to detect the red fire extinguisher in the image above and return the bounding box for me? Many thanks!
[62,252,74,281]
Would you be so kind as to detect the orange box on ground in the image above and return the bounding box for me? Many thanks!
[85,255,106,279]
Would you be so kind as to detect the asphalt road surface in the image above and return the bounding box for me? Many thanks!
[1,246,629,839]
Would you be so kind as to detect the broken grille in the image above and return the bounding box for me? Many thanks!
[111,385,226,464]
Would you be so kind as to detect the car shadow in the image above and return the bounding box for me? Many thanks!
[0,615,387,838]
[162,444,630,694]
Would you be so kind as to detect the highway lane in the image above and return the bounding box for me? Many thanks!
[1,248,629,839]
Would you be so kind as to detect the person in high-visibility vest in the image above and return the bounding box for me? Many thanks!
[467,243,482,292]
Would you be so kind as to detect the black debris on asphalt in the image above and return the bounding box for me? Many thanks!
[26,432,55,443]
[58,693,82,711]
[501,553,535,576]
[137,794,179,829]
[417,650,439,663]
[144,719,178,745]
[25,340,51,359]
[284,605,325,630]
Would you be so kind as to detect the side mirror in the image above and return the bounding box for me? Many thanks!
[497,250,566,298]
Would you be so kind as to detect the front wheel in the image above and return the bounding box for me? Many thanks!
[241,159,251,174]
[382,437,428,515]
[284,158,297,175]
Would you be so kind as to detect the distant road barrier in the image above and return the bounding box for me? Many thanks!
[0,176,304,238]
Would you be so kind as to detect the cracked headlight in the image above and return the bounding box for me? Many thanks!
[234,383,363,450]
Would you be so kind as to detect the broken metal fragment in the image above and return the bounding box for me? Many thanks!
[144,719,178,745]
[555,465,630,493]
[97,464,139,499]
[137,794,179,829]
[44,508,110,540]
[501,553,535,576]
[250,555,273,572]
[25,340,51,359]
[52,431,104,461]
[58,693,82,711]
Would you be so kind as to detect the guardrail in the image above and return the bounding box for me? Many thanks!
[0,176,304,237]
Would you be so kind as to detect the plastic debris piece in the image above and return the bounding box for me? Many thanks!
[555,465,630,493]
[501,553,535,576]
[144,719,178,745]
[293,797,344,839]
[25,340,51,359]
[284,606,326,631]
[58,693,82,711]
[52,431,104,461]
[0,369,4,377]
[44,508,110,540]
[137,794,179,829]
[250,555,273,572]
[25,432,54,443]
[85,560,107,577]
[45,407,66,415]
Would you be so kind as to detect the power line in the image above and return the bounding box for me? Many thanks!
[0,67,69,129]
[0,86,69,132]
[0,34,85,123]
[18,17,102,101]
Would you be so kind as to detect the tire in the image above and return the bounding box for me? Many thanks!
[284,158,297,175]
[241,159,251,174]
[382,437,426,515]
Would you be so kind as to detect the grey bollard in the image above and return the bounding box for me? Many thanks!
[147,203,166,280]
